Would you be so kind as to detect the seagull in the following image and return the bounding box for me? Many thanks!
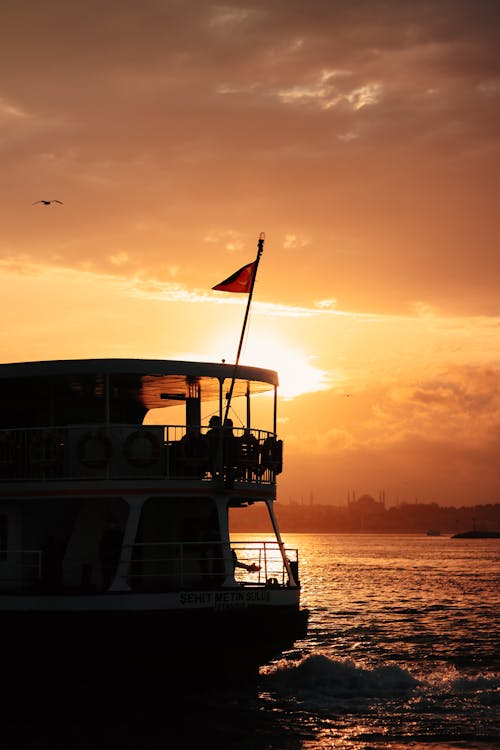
[32,200,63,206]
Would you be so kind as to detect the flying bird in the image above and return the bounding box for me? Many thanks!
[32,200,63,206]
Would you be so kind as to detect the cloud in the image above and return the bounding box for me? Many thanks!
[279,362,500,504]
[334,366,500,453]
[283,234,310,250]
[276,72,383,111]
[1,0,500,319]
[0,96,29,119]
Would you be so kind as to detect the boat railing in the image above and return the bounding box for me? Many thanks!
[231,540,299,586]
[0,541,299,593]
[0,424,283,484]
[126,540,297,590]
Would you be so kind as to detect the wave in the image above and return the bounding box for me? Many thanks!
[260,653,500,708]
[421,667,500,702]
[261,653,418,698]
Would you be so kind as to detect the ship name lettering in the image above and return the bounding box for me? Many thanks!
[179,592,213,605]
[245,591,270,602]
[214,591,245,603]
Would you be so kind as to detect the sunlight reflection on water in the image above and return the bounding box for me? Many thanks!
[247,532,500,749]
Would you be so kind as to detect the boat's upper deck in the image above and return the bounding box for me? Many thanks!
[0,359,282,490]
[0,358,278,428]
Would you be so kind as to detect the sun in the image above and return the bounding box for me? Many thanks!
[207,330,330,400]
[264,346,330,400]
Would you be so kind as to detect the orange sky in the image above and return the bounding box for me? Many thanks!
[1,1,500,507]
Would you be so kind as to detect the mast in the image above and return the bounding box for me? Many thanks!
[223,233,265,423]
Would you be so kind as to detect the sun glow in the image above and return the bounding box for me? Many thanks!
[270,349,330,400]
[207,330,331,400]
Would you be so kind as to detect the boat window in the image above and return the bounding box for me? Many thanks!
[130,498,221,592]
[136,498,219,544]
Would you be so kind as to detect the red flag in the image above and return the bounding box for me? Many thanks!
[212,261,256,293]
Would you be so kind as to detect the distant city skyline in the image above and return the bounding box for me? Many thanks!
[232,498,500,535]
[280,491,500,509]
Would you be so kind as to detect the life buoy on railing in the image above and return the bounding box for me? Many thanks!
[77,431,113,469]
[123,430,161,468]
[179,431,208,461]
[177,430,209,476]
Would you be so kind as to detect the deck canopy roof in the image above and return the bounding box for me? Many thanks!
[0,359,279,427]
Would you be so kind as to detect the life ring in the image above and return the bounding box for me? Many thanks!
[77,431,113,468]
[177,431,209,476]
[123,430,161,467]
[179,432,208,461]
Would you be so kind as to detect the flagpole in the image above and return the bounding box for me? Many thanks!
[223,232,265,423]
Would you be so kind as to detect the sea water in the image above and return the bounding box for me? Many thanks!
[6,534,498,749]
[256,533,500,749]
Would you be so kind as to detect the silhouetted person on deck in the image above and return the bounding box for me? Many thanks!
[238,429,259,480]
[206,415,221,478]
[232,549,260,573]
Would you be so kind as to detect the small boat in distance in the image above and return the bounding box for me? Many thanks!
[0,358,309,683]
[426,529,441,536]
[452,517,500,538]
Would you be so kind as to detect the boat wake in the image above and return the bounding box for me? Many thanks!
[260,653,499,710]
[261,653,418,700]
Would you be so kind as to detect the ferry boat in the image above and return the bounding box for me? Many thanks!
[0,358,308,683]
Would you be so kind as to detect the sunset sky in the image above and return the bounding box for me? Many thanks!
[1,1,500,507]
